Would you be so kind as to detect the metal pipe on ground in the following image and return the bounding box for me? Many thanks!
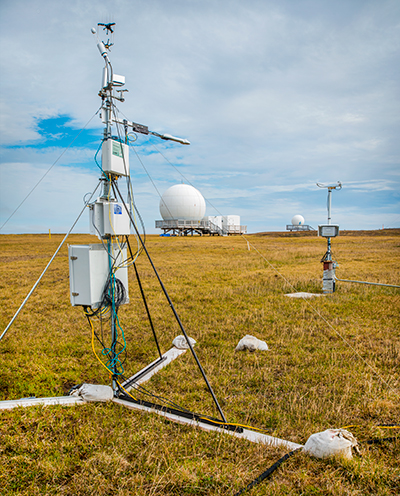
[336,279,400,289]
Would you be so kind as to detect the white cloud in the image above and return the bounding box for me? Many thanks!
[343,179,395,191]
[0,0,399,233]
[0,161,99,233]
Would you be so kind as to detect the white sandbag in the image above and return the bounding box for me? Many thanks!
[303,429,358,459]
[172,335,196,349]
[235,335,269,352]
[70,383,114,402]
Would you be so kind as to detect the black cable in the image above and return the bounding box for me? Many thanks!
[233,433,398,495]
[119,380,193,414]
[120,375,249,429]
[104,277,127,309]
[67,384,82,395]
[234,448,303,496]
[125,236,162,359]
[366,437,398,445]
[134,267,162,358]
[118,392,242,433]
[83,274,126,319]
[122,377,209,418]
[112,179,227,423]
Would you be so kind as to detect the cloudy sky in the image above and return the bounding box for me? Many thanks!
[0,0,399,234]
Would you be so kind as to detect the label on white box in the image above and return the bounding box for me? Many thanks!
[103,202,130,235]
[112,141,123,158]
[89,200,130,238]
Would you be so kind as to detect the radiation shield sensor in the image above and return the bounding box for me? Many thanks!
[318,224,339,238]
[112,74,125,86]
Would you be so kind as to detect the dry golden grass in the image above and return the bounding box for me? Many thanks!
[0,230,399,495]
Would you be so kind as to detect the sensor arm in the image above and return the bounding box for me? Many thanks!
[150,131,190,145]
[112,116,190,145]
[93,28,190,146]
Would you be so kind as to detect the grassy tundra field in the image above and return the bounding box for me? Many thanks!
[0,230,399,495]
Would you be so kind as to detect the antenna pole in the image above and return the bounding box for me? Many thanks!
[92,24,191,396]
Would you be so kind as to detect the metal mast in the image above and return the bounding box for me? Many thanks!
[88,25,226,422]
[92,24,190,393]
[96,26,122,393]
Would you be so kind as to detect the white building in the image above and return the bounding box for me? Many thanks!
[156,184,246,236]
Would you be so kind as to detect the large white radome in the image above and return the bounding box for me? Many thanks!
[160,184,206,221]
[291,214,305,225]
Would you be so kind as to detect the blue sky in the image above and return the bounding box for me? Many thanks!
[0,0,399,234]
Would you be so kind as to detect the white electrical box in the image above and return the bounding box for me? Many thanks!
[89,200,131,238]
[318,224,340,237]
[103,201,130,236]
[102,139,130,176]
[68,244,129,308]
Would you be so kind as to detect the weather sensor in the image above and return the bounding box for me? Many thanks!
[318,224,339,238]
[67,23,228,425]
[0,22,303,455]
[317,181,342,293]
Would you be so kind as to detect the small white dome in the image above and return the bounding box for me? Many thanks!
[291,214,305,226]
[160,184,206,221]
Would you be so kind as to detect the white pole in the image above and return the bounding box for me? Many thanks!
[327,189,332,225]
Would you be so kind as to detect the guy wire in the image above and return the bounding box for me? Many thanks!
[0,108,102,232]
[113,179,227,423]
[1,180,101,342]
[125,236,163,360]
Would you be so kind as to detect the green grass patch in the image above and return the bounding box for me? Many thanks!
[0,232,399,494]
